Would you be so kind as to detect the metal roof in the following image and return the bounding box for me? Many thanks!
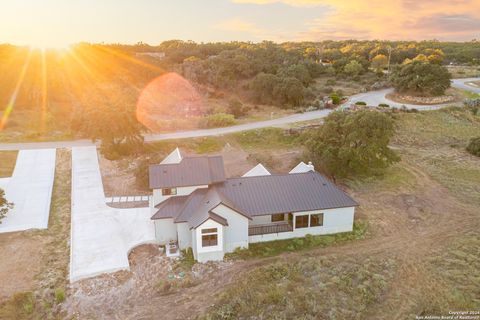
[214,171,358,216]
[149,155,226,189]
[151,171,358,227]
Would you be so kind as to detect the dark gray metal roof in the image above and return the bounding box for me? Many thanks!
[214,171,358,216]
[151,196,190,219]
[149,156,226,189]
[151,171,358,227]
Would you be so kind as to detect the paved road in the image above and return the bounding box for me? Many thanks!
[70,146,156,282]
[0,149,56,233]
[0,78,478,151]
[452,77,480,94]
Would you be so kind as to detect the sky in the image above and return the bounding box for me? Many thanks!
[1,0,479,48]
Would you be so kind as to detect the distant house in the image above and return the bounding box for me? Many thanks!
[149,148,358,262]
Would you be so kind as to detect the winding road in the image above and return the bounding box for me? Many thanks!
[0,77,478,151]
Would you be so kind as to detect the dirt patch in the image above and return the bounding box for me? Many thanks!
[0,151,18,178]
[65,244,252,319]
[0,232,48,301]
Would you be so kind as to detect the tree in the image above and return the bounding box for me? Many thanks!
[371,54,388,71]
[466,137,480,157]
[391,61,451,96]
[0,188,13,223]
[343,60,363,76]
[228,98,249,118]
[306,110,399,179]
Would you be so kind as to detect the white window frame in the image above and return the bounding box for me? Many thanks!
[201,228,218,247]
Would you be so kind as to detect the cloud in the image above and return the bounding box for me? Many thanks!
[230,0,480,41]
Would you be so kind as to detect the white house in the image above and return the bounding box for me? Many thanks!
[149,149,358,262]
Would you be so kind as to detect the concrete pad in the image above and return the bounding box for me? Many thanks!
[70,147,156,282]
[0,149,56,233]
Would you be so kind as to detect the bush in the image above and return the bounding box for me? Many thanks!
[378,103,390,108]
[466,137,480,157]
[54,288,66,303]
[228,98,249,118]
[200,113,236,128]
[355,101,367,106]
[330,92,341,105]
[326,79,336,86]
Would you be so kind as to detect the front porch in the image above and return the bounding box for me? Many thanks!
[248,221,293,236]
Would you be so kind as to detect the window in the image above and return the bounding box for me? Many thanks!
[162,188,177,196]
[201,228,218,247]
[310,213,324,227]
[295,215,309,229]
[271,214,285,222]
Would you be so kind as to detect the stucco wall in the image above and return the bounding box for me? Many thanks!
[211,204,249,252]
[249,206,355,243]
[194,219,224,262]
[154,219,177,245]
[152,185,208,207]
[177,222,192,249]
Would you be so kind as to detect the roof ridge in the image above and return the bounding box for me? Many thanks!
[227,171,316,181]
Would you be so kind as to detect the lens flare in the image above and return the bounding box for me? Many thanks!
[0,49,33,131]
[136,73,204,132]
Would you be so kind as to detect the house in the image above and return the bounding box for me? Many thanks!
[149,149,358,262]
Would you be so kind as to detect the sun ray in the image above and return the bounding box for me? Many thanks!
[96,45,165,74]
[0,49,33,131]
[40,48,48,133]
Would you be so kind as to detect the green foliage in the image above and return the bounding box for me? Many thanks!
[226,221,367,260]
[343,60,364,76]
[249,73,305,107]
[391,61,451,96]
[466,137,480,157]
[371,54,388,71]
[0,188,14,223]
[306,110,400,179]
[174,248,196,271]
[227,98,249,118]
[330,92,341,105]
[355,101,367,105]
[54,288,66,303]
[201,113,236,128]
[378,103,390,108]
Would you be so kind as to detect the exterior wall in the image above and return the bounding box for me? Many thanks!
[250,214,287,226]
[211,204,249,253]
[152,185,208,207]
[177,222,192,249]
[249,206,355,243]
[154,219,178,245]
[194,219,224,262]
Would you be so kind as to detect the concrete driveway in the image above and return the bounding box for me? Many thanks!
[0,149,56,233]
[70,146,156,282]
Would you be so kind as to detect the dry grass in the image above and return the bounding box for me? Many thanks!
[0,149,71,319]
[0,151,18,178]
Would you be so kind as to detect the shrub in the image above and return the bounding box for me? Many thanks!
[228,98,249,118]
[201,113,236,128]
[54,288,66,303]
[326,79,336,86]
[355,101,367,106]
[330,92,341,105]
[466,137,480,157]
[378,103,390,108]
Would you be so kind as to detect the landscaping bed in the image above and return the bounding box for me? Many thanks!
[385,90,460,105]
